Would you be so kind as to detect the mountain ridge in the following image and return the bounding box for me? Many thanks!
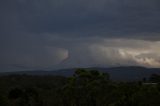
[1,66,160,81]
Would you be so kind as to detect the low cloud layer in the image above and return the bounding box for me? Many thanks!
[89,39,160,68]
[59,38,160,69]
[1,34,160,71]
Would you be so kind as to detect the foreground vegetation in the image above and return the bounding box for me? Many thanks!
[0,69,160,106]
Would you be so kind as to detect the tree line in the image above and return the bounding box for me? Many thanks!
[0,69,160,106]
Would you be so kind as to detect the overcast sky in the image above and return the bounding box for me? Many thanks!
[1,0,160,71]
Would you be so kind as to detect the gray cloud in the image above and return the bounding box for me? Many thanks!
[1,0,160,35]
[1,0,160,71]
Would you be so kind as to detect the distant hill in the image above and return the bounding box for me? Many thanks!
[1,66,160,81]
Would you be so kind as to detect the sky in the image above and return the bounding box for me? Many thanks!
[1,0,160,71]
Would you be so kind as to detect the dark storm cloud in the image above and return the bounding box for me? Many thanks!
[1,0,160,35]
[25,0,160,36]
[1,0,160,71]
